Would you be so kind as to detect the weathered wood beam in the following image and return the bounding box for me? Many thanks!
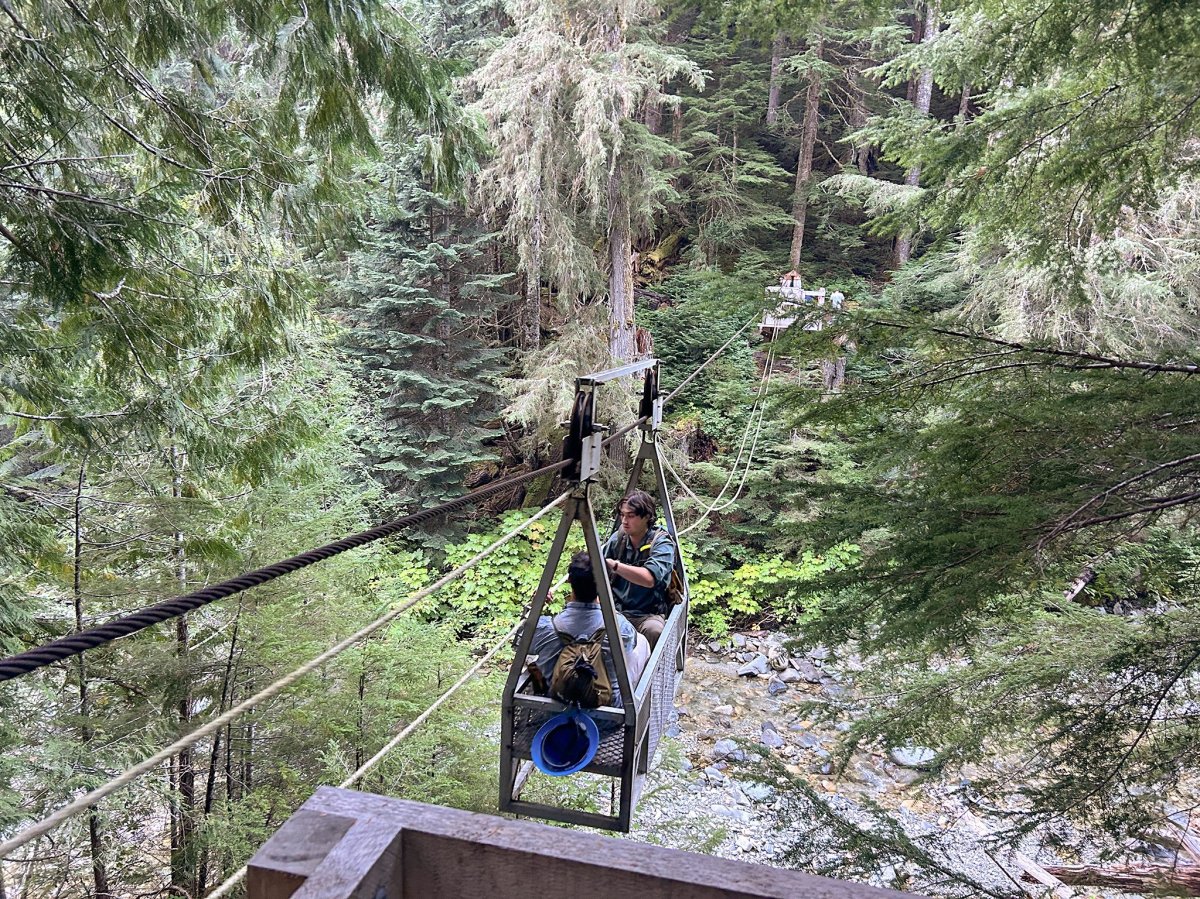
[248,787,920,899]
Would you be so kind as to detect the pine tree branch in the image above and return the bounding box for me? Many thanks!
[1060,643,1200,819]
[1040,454,1200,547]
[1063,490,1200,532]
[868,319,1200,375]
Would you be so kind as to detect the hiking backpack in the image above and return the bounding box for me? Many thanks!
[550,625,612,708]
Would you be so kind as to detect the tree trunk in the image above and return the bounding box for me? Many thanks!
[519,203,542,350]
[644,98,662,134]
[892,1,938,269]
[957,82,972,122]
[71,462,110,899]
[196,605,241,892]
[846,68,871,175]
[608,175,635,362]
[605,13,635,363]
[766,34,785,125]
[1025,863,1200,895]
[356,665,368,771]
[788,37,824,271]
[169,445,198,898]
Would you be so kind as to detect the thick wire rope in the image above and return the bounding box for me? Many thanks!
[0,493,569,861]
[675,347,777,537]
[0,316,758,684]
[664,344,774,516]
[0,461,573,682]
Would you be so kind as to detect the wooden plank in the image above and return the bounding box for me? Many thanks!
[246,810,356,899]
[291,816,403,899]
[269,787,918,899]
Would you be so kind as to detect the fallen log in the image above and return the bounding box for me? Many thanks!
[1022,863,1200,895]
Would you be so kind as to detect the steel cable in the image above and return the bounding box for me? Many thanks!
[0,317,757,683]
[0,460,571,682]
[1,317,761,880]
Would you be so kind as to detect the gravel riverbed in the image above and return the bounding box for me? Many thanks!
[620,631,1142,898]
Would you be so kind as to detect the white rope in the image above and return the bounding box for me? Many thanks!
[205,571,574,899]
[0,493,570,861]
[338,619,523,791]
[671,346,777,537]
[660,344,773,520]
[205,615,530,899]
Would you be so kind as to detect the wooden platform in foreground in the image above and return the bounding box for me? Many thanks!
[248,786,919,899]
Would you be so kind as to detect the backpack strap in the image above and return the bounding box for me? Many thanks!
[610,533,628,561]
[639,527,672,563]
[552,621,577,645]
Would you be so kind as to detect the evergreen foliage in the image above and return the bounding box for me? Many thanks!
[339,149,507,510]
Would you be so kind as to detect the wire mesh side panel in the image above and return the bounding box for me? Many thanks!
[642,604,685,771]
[509,695,628,775]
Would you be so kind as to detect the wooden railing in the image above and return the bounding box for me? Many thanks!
[248,787,918,899]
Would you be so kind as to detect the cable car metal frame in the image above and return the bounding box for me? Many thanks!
[499,359,689,832]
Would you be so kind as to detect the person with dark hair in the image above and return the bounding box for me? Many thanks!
[602,489,677,647]
[527,551,650,705]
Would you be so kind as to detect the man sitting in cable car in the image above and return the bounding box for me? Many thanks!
[528,552,650,706]
[602,490,677,648]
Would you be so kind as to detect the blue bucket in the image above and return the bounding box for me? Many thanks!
[530,709,600,776]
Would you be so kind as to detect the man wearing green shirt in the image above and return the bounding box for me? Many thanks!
[602,489,676,647]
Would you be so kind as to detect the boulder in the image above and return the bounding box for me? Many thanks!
[737,654,770,677]
[888,745,937,770]
[711,739,747,762]
[797,659,824,684]
[760,726,785,749]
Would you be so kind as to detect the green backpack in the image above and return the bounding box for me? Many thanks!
[550,625,612,708]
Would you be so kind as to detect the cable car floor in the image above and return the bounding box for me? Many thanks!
[513,633,1145,898]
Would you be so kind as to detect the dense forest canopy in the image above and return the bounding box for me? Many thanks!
[2,0,1199,895]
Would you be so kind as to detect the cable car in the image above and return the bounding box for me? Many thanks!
[499,359,689,832]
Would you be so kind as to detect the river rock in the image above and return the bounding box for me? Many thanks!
[760,724,785,749]
[807,645,830,661]
[731,633,747,649]
[737,654,770,677]
[713,805,752,824]
[711,739,747,762]
[795,732,824,750]
[796,659,823,684]
[777,668,802,684]
[889,745,937,770]
[766,679,788,696]
[741,781,775,802]
[713,704,734,716]
[702,765,730,785]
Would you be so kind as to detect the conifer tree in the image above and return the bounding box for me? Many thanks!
[470,0,700,361]
[339,150,507,510]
